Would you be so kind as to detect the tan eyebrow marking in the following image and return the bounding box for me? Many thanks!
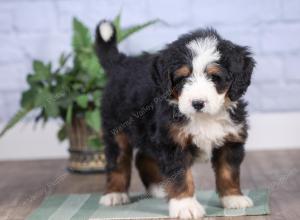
[175,65,191,77]
[206,64,222,75]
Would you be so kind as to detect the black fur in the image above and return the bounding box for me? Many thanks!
[218,40,256,101]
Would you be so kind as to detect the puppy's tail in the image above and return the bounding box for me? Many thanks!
[95,20,123,72]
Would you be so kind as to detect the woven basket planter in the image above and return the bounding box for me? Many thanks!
[66,115,106,173]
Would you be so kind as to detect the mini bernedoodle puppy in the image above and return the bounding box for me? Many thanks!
[95,20,255,219]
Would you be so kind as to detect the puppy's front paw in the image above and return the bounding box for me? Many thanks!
[221,195,253,209]
[169,197,205,219]
[99,192,130,206]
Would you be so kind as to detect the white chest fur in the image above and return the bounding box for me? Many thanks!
[182,109,242,161]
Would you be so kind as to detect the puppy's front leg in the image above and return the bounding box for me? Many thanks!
[164,168,205,219]
[212,142,253,209]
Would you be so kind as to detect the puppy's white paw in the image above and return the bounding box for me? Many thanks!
[99,192,130,206]
[221,195,253,209]
[169,197,206,219]
[147,183,166,198]
[98,21,114,42]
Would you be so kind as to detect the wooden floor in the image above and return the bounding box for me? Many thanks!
[0,149,299,220]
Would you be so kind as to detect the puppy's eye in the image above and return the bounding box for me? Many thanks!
[173,65,191,88]
[173,76,187,85]
[211,74,222,83]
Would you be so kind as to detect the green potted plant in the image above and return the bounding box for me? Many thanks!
[0,14,157,173]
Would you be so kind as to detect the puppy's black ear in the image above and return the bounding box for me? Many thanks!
[152,55,172,95]
[221,42,255,101]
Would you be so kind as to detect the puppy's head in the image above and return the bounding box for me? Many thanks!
[153,29,255,117]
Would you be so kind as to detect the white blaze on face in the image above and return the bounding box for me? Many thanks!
[178,37,225,117]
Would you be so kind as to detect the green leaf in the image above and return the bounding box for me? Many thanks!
[72,18,92,51]
[78,53,101,77]
[28,60,51,82]
[58,53,71,67]
[44,101,60,117]
[57,125,67,142]
[113,12,121,29]
[96,66,107,86]
[71,83,83,91]
[33,60,50,75]
[34,89,59,117]
[66,104,73,124]
[76,94,89,108]
[85,109,101,132]
[35,89,50,105]
[92,91,101,107]
[0,107,32,137]
[118,19,158,43]
[21,89,37,108]
[113,12,122,41]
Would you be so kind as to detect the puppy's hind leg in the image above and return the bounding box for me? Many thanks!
[99,132,133,206]
[135,151,166,198]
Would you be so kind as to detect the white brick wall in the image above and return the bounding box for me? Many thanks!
[0,0,300,122]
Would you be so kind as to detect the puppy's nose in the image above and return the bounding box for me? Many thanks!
[192,100,205,111]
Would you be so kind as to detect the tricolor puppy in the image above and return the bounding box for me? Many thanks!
[95,20,255,219]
